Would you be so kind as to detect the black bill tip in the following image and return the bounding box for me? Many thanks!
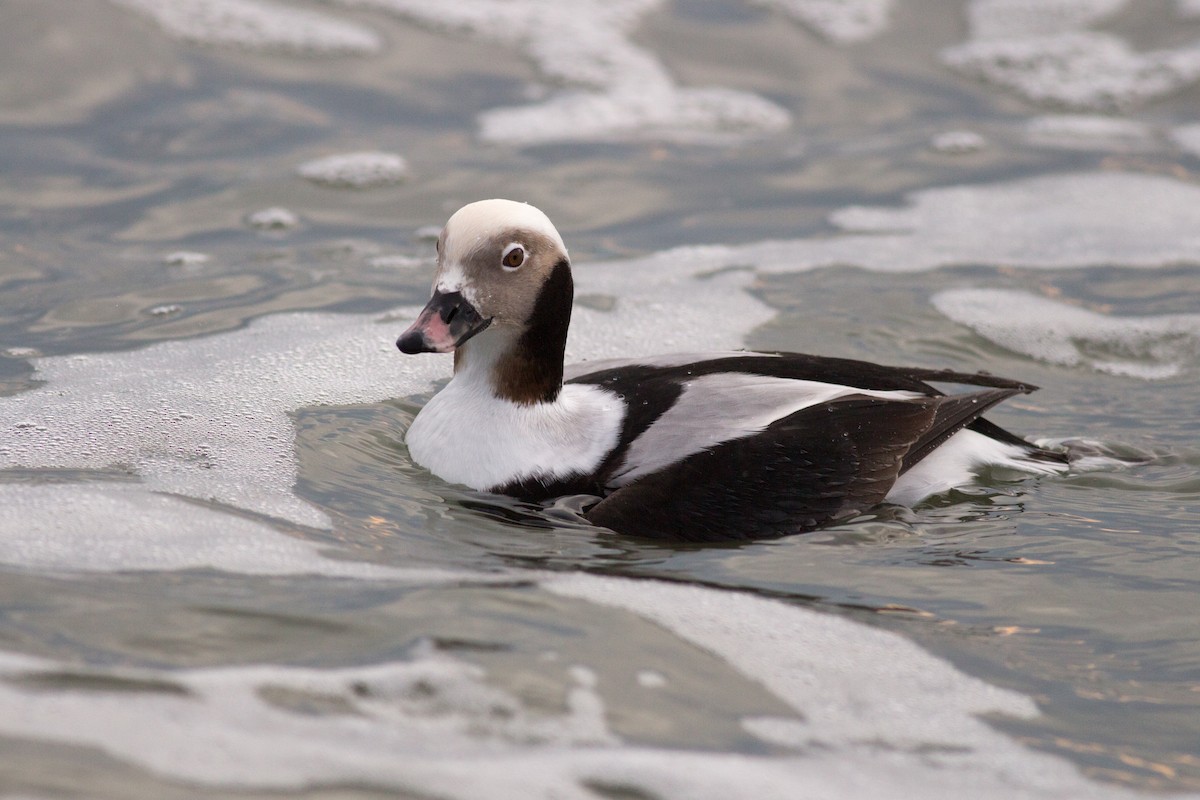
[396,330,430,354]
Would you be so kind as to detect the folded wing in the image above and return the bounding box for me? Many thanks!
[565,352,1062,540]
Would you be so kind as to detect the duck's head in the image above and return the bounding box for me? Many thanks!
[397,199,574,402]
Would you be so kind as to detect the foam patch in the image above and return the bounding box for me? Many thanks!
[109,0,381,54]
[932,288,1200,379]
[944,0,1200,109]
[163,251,210,266]
[1024,114,1155,150]
[606,171,1200,274]
[964,0,1128,40]
[930,129,988,153]
[331,0,790,144]
[0,574,1160,798]
[751,0,894,44]
[297,152,410,188]
[478,85,791,146]
[0,643,615,791]
[246,206,300,229]
[0,311,434,528]
[945,31,1200,110]
[547,573,1040,748]
[0,482,453,579]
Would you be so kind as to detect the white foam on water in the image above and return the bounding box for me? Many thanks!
[0,310,436,529]
[818,171,1200,269]
[247,206,299,229]
[297,152,409,188]
[336,0,661,88]
[109,0,382,55]
[932,288,1200,379]
[944,0,1200,110]
[163,250,210,266]
[636,669,667,688]
[330,0,790,145]
[0,643,616,792]
[965,0,1128,40]
[931,129,988,154]
[478,85,791,146]
[0,482,451,579]
[606,171,1200,275]
[0,574,1170,799]
[750,0,894,44]
[1024,114,1156,150]
[945,31,1200,110]
[548,574,1040,748]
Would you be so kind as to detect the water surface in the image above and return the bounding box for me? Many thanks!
[2,1,1200,797]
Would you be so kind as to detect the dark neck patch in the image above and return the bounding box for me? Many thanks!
[493,258,573,405]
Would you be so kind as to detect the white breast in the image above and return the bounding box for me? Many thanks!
[406,379,625,491]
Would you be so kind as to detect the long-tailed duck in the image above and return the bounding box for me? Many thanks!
[397,199,1067,541]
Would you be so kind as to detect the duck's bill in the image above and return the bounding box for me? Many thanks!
[396,290,491,354]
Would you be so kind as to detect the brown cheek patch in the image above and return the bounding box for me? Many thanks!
[490,258,573,405]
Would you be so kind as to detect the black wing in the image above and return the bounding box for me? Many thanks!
[584,394,942,541]
[567,352,1040,394]
[566,351,1062,491]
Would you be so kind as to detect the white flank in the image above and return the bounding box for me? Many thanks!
[886,429,1067,506]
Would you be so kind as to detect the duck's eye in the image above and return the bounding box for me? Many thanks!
[501,243,525,270]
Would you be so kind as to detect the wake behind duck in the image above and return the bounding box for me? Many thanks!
[397,199,1067,541]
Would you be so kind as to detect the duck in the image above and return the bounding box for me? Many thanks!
[396,199,1068,541]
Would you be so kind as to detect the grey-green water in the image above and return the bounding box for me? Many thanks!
[1,1,1199,797]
